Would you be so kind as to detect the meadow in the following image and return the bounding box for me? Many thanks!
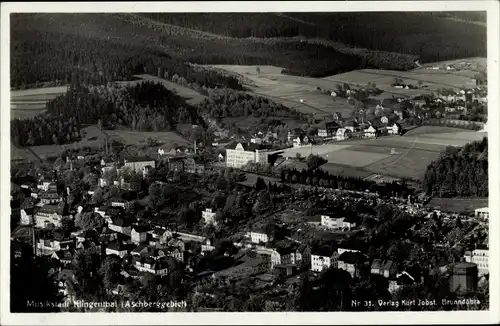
[10,86,68,120]
[425,197,488,213]
[279,126,486,181]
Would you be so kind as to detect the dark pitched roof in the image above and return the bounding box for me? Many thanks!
[37,204,64,215]
[311,246,336,257]
[111,216,132,227]
[229,142,268,152]
[339,251,368,264]
[132,225,150,233]
[125,156,155,163]
[371,259,395,271]
[107,241,128,252]
[275,246,295,255]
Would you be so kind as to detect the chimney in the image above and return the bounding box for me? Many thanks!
[194,140,197,155]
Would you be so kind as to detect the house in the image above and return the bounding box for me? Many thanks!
[76,240,102,253]
[247,230,269,244]
[370,259,398,278]
[51,250,75,266]
[99,227,118,243]
[271,246,300,268]
[337,248,360,256]
[176,146,191,154]
[105,241,129,258]
[321,214,345,230]
[288,128,304,142]
[292,134,310,148]
[132,256,169,276]
[37,235,73,255]
[364,125,377,138]
[39,191,62,205]
[123,157,156,173]
[311,246,339,272]
[387,122,402,135]
[338,251,369,277]
[225,142,269,169]
[130,244,150,256]
[201,238,216,253]
[464,248,489,275]
[344,120,360,133]
[108,216,132,235]
[167,246,184,263]
[75,229,98,243]
[185,157,206,174]
[202,208,217,226]
[250,137,263,145]
[131,225,150,244]
[34,202,70,229]
[318,121,341,138]
[167,156,185,173]
[389,271,417,293]
[335,128,351,141]
[111,198,133,210]
[166,237,186,252]
[474,207,488,220]
[95,205,109,218]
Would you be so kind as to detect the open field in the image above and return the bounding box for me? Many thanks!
[323,68,477,99]
[10,86,68,120]
[106,129,191,149]
[206,65,357,118]
[11,127,192,162]
[117,74,208,106]
[279,126,486,180]
[425,197,488,213]
[214,255,263,280]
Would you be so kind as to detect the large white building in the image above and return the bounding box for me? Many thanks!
[226,143,269,168]
[464,248,489,275]
[321,215,356,230]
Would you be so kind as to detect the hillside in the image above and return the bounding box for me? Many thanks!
[140,12,486,62]
[11,12,486,91]
[423,137,488,197]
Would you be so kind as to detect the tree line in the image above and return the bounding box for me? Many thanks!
[11,81,205,147]
[423,137,488,197]
[200,88,308,121]
[279,168,412,198]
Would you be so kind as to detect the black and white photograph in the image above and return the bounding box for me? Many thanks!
[1,1,498,325]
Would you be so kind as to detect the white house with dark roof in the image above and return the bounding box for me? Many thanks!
[123,157,156,173]
[247,229,269,244]
[131,225,150,244]
[105,241,129,258]
[370,259,398,278]
[311,246,339,272]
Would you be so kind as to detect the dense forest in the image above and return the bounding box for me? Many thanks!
[11,14,243,90]
[200,89,308,120]
[423,137,488,197]
[11,81,204,147]
[141,12,486,63]
[11,13,361,89]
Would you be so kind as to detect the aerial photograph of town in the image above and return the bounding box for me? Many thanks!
[7,9,490,314]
